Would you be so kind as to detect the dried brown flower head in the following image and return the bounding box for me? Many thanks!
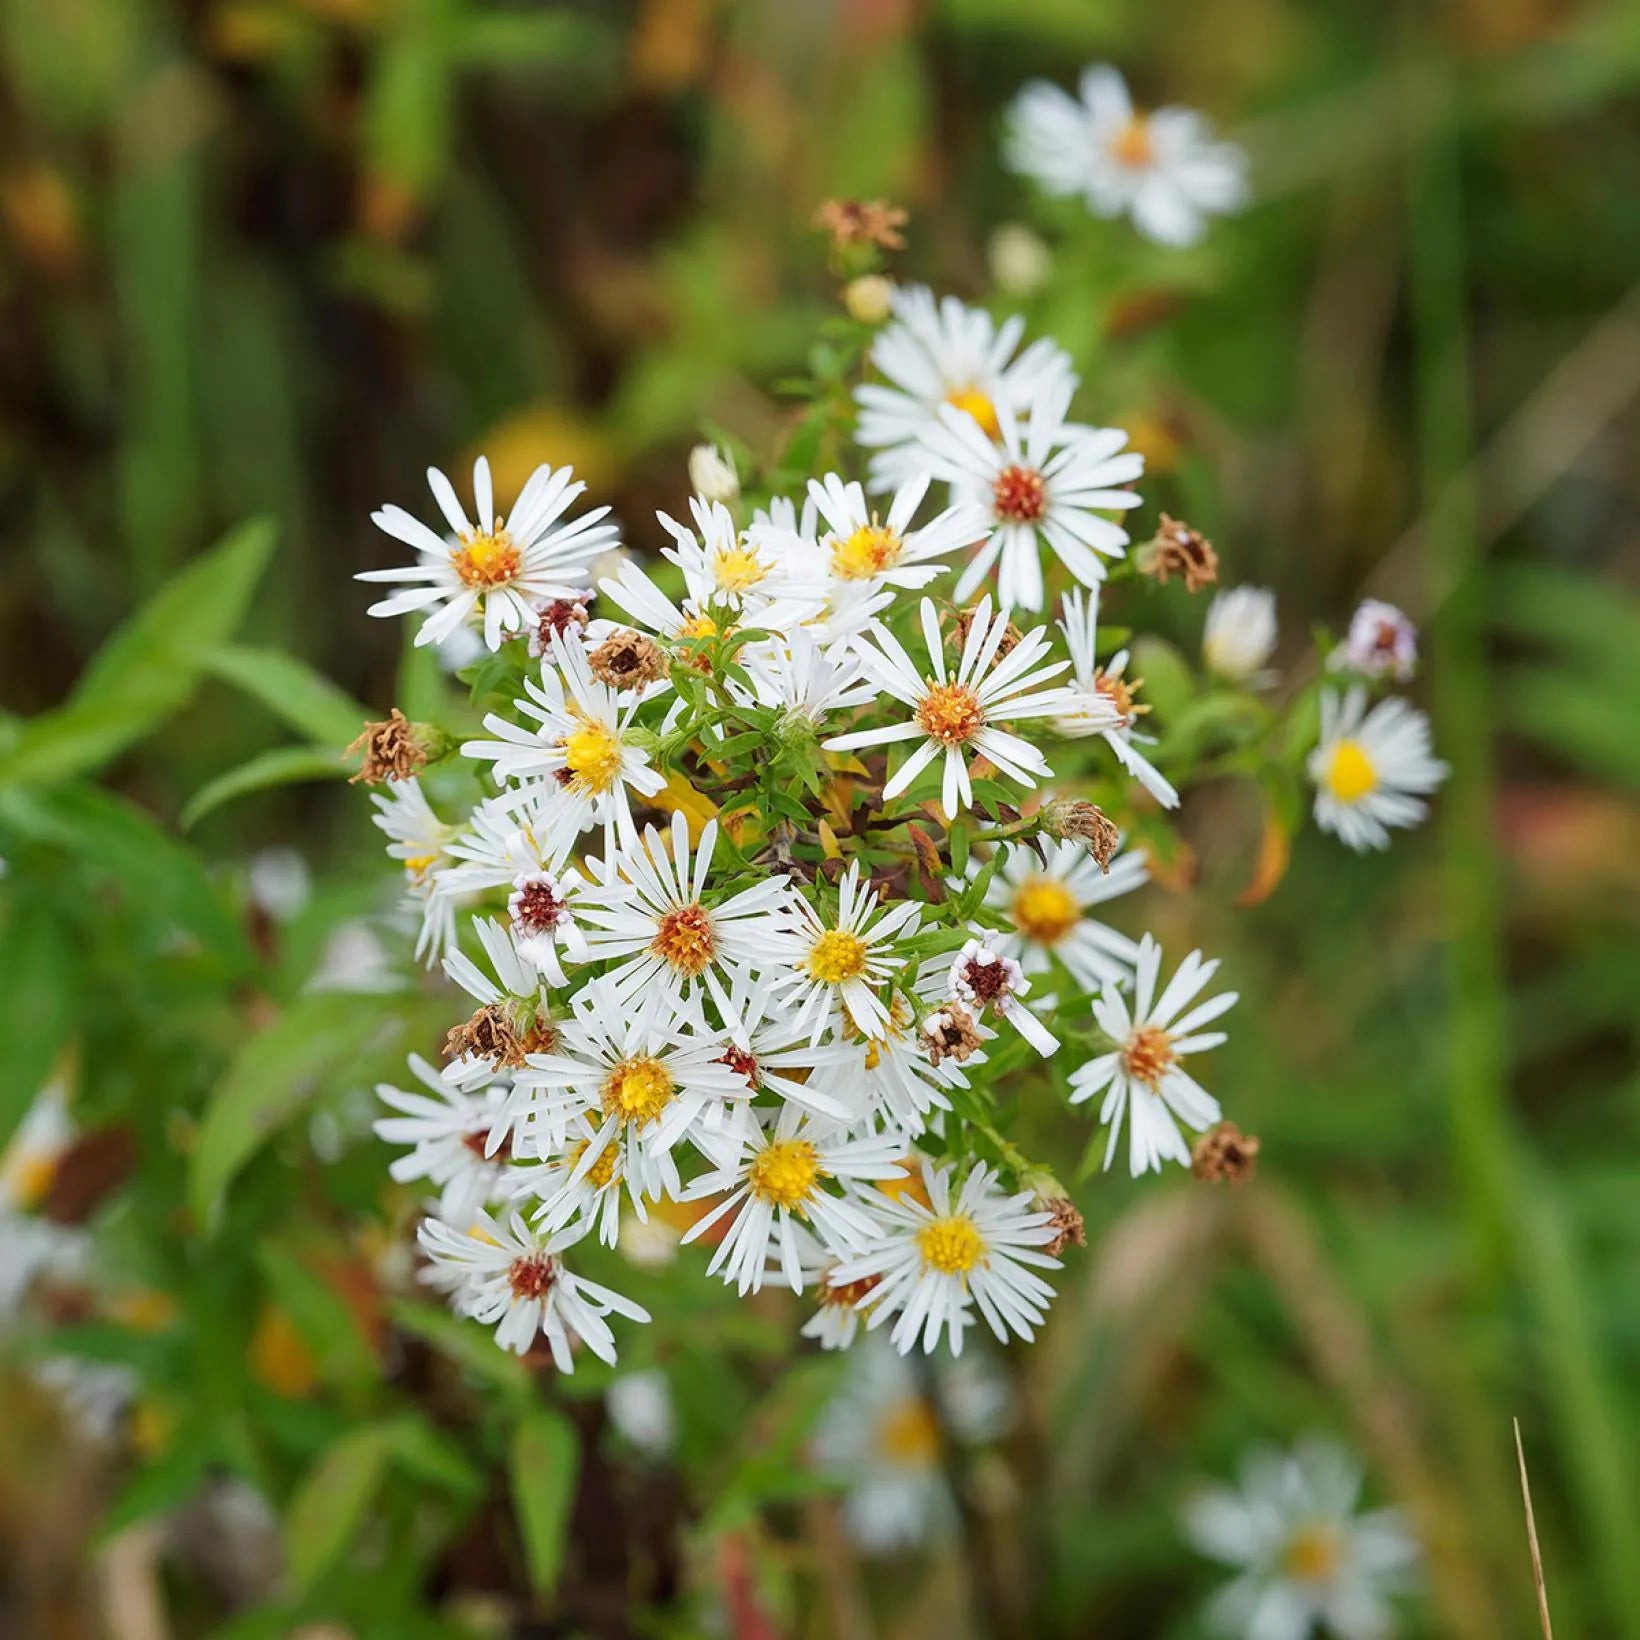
[812,198,908,252]
[588,629,669,690]
[1140,513,1219,592]
[347,709,427,785]
[1039,1197,1087,1258]
[1191,1121,1261,1184]
[1041,798,1120,871]
[954,603,1023,661]
[920,1004,983,1067]
[444,1003,525,1069]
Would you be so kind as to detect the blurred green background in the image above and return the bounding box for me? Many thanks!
[2,0,1639,1636]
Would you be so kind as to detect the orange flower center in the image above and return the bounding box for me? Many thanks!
[1110,114,1155,169]
[915,681,985,746]
[1121,1024,1176,1088]
[451,528,521,588]
[992,464,1047,524]
[651,902,716,976]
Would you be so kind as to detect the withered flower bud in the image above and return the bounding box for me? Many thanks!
[920,1005,983,1067]
[1191,1121,1261,1185]
[528,595,593,657]
[1041,798,1120,871]
[444,1003,525,1069]
[347,709,429,785]
[588,629,669,691]
[812,197,908,252]
[1139,513,1219,592]
[954,604,1023,660]
[1039,1197,1086,1259]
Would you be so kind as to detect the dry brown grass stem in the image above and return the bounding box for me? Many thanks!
[1514,1418,1555,1640]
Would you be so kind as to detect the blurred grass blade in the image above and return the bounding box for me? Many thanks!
[182,746,347,831]
[0,891,77,1149]
[284,1424,393,1595]
[510,1407,580,1598]
[200,645,371,749]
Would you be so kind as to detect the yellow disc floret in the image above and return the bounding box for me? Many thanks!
[1110,114,1155,169]
[945,385,1001,439]
[1121,1024,1176,1089]
[450,529,521,588]
[916,1212,986,1275]
[602,1055,676,1127]
[1281,1523,1343,1584]
[915,681,985,747]
[1323,738,1378,804]
[1010,875,1079,945]
[566,1137,620,1190]
[806,928,870,985]
[831,522,903,581]
[747,1139,823,1210]
[710,543,768,595]
[560,717,623,794]
[879,1396,940,1466]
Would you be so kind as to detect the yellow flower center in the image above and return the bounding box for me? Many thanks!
[9,1150,59,1210]
[916,1212,986,1274]
[711,544,768,595]
[560,718,623,794]
[1282,1523,1344,1584]
[915,681,985,746]
[830,522,903,581]
[1323,738,1378,804]
[945,385,1001,439]
[450,529,521,588]
[1010,875,1079,945]
[879,1395,941,1466]
[403,851,439,883]
[1110,114,1155,169]
[806,928,870,985]
[1121,1024,1176,1088]
[677,612,718,640]
[1095,669,1146,724]
[567,1137,620,1190]
[747,1138,823,1209]
[651,902,716,976]
[601,1055,676,1128]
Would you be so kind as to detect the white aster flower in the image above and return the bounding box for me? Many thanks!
[246,847,311,922]
[374,1054,517,1225]
[1308,688,1448,852]
[767,862,922,1045]
[854,285,1076,493]
[1203,586,1278,685]
[940,931,1059,1056]
[806,471,983,596]
[574,813,794,1033]
[1006,65,1249,247]
[918,381,1143,610]
[370,779,462,960]
[607,1369,676,1456]
[1054,586,1179,808]
[832,1160,1060,1355]
[658,495,826,631]
[736,625,875,726]
[1069,934,1235,1176]
[1184,1438,1419,1640]
[461,633,666,856]
[826,596,1070,817]
[417,1210,650,1366]
[680,1107,906,1295]
[510,1111,631,1248]
[359,457,618,650]
[687,443,739,504]
[1334,600,1419,682]
[980,838,1146,991]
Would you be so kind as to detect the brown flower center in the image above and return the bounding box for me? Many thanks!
[507,1251,557,1300]
[1121,1024,1176,1088]
[651,903,716,976]
[992,464,1047,524]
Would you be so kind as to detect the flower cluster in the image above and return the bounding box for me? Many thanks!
[352,64,1447,1373]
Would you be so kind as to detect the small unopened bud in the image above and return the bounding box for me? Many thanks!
[920,1004,983,1067]
[1041,798,1120,871]
[1191,1121,1261,1185]
[687,444,739,505]
[1138,513,1219,592]
[347,709,432,785]
[988,223,1052,297]
[588,629,669,691]
[844,274,895,325]
[771,707,819,755]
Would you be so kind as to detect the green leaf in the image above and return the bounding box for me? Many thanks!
[387,1299,531,1397]
[510,1406,580,1598]
[257,1242,378,1390]
[0,892,77,1150]
[0,518,275,790]
[98,1443,216,1541]
[190,992,404,1226]
[385,1414,485,1497]
[285,1424,393,1594]
[200,644,370,749]
[182,745,347,831]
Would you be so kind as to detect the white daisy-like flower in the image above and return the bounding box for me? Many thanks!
[1334,600,1419,682]
[370,779,462,960]
[1184,1438,1419,1640]
[1069,934,1235,1176]
[440,916,559,1091]
[1,1083,74,1213]
[825,596,1070,817]
[417,1210,650,1366]
[658,495,826,631]
[461,633,667,855]
[941,931,1059,1056]
[596,559,726,649]
[574,813,793,1032]
[509,1111,630,1248]
[806,471,983,596]
[1203,586,1278,685]
[831,1160,1060,1355]
[809,1336,1011,1550]
[979,838,1146,991]
[1054,586,1179,808]
[853,285,1076,493]
[687,443,739,505]
[510,980,753,1195]
[918,382,1144,610]
[847,992,977,1136]
[736,625,876,726]
[680,1107,906,1295]
[359,457,619,650]
[606,1368,677,1455]
[766,862,922,1045]
[373,1054,516,1225]
[1005,65,1249,247]
[1308,688,1448,852]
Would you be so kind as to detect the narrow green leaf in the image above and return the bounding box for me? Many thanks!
[0,892,76,1150]
[285,1424,392,1594]
[182,746,347,831]
[510,1407,580,1597]
[385,1414,485,1498]
[257,1243,378,1390]
[201,645,370,749]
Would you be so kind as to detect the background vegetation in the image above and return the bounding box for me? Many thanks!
[2,0,1638,1635]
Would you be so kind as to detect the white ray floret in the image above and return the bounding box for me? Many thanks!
[370,778,462,962]
[373,1054,516,1226]
[1069,934,1236,1176]
[806,471,984,596]
[1308,688,1448,852]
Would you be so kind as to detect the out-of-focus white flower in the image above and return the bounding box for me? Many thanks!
[806,471,984,598]
[370,779,461,961]
[1184,1438,1418,1640]
[987,223,1052,297]
[1006,65,1248,247]
[607,1369,676,1455]
[247,848,311,922]
[1203,587,1278,685]
[374,1053,516,1225]
[1335,600,1418,682]
[687,444,739,505]
[306,920,401,994]
[1309,688,1447,852]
